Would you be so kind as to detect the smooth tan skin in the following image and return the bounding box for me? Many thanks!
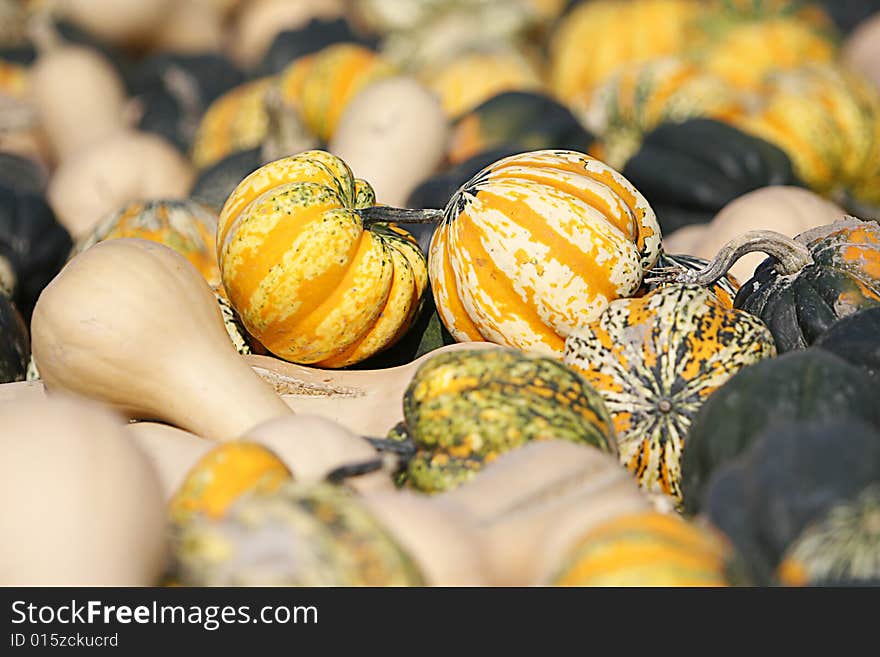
[0,396,167,585]
[47,130,194,237]
[30,43,128,162]
[662,186,846,282]
[149,0,225,55]
[58,0,174,45]
[843,13,880,91]
[248,341,500,437]
[329,76,450,207]
[124,422,213,500]
[229,0,345,68]
[31,239,292,441]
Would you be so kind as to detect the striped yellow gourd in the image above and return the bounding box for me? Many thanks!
[217,150,427,368]
[429,149,661,357]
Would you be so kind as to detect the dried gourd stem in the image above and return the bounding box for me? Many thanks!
[649,230,814,286]
[260,86,317,164]
[358,206,444,226]
[26,4,62,54]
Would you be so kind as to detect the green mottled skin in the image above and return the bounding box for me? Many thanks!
[175,482,424,587]
[397,348,617,493]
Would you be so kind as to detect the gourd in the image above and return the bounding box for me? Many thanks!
[229,0,345,69]
[257,18,366,78]
[70,199,222,289]
[660,186,846,283]
[621,119,801,234]
[328,76,449,207]
[217,150,427,367]
[814,308,880,384]
[565,284,775,502]
[576,59,745,170]
[549,512,731,586]
[57,0,174,46]
[777,483,880,586]
[735,64,880,213]
[393,348,617,493]
[422,48,544,119]
[0,396,166,585]
[169,441,292,526]
[0,158,73,319]
[189,147,263,212]
[680,349,880,516]
[818,0,880,34]
[278,42,397,143]
[702,419,880,585]
[0,294,28,383]
[734,219,880,351]
[30,238,292,441]
[28,20,129,162]
[447,90,594,166]
[47,130,195,238]
[549,0,703,103]
[842,12,880,91]
[428,149,662,357]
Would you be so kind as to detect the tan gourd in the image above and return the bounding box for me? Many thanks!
[124,422,213,500]
[0,380,45,405]
[437,440,652,585]
[57,0,174,46]
[843,13,880,91]
[662,186,846,282]
[47,130,195,238]
[28,21,129,162]
[230,0,345,69]
[31,238,291,441]
[247,342,500,437]
[0,396,167,585]
[243,414,394,493]
[149,0,225,55]
[329,76,449,207]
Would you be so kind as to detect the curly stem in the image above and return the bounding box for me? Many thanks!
[655,230,814,286]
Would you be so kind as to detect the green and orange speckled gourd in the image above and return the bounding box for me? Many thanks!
[429,149,662,358]
[550,511,732,587]
[564,284,776,501]
[174,481,425,586]
[71,199,222,290]
[394,348,617,493]
[217,150,427,368]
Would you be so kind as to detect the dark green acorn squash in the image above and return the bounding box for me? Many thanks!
[734,218,880,352]
[681,348,880,516]
[621,119,800,233]
[703,419,880,585]
[0,152,47,195]
[447,90,594,166]
[0,293,28,383]
[814,307,880,384]
[128,53,245,153]
[818,0,880,34]
[256,18,373,77]
[0,163,73,321]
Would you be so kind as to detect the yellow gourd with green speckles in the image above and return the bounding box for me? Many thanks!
[218,150,427,368]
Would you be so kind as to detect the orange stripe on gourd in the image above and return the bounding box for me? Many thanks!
[428,229,484,342]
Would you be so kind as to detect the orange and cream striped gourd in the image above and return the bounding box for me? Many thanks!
[217,150,427,368]
[428,149,662,357]
[278,43,397,143]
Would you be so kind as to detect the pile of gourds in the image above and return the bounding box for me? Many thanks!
[1,0,880,587]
